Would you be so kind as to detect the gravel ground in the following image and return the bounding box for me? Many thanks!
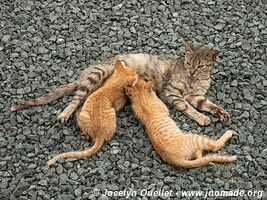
[1,0,267,199]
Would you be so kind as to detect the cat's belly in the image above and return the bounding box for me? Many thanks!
[117,54,174,92]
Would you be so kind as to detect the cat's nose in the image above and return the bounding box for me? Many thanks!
[189,69,195,77]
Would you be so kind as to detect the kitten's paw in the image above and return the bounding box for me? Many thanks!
[57,112,70,123]
[197,115,211,126]
[80,133,90,141]
[223,130,234,140]
[215,107,230,122]
[228,156,237,162]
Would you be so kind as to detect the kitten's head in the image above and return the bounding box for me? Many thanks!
[184,42,220,80]
[114,59,138,86]
[125,79,169,113]
[125,79,154,98]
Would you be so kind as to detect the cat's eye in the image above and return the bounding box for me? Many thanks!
[186,61,190,66]
[198,65,206,69]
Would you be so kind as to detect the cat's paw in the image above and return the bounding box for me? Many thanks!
[10,105,19,111]
[223,130,234,140]
[80,133,90,141]
[214,106,230,122]
[57,112,70,123]
[228,156,238,162]
[197,115,211,126]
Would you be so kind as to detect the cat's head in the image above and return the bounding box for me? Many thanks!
[183,42,220,80]
[125,79,154,98]
[125,79,169,113]
[114,59,138,86]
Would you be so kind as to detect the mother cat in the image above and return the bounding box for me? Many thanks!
[11,42,230,126]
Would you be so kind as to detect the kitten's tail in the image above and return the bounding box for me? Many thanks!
[11,81,79,111]
[47,137,104,166]
[175,155,237,168]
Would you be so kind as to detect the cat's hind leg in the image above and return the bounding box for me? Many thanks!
[58,84,90,123]
[102,108,117,141]
[58,63,115,123]
[174,155,237,168]
[210,130,233,152]
[198,130,233,152]
[193,150,202,159]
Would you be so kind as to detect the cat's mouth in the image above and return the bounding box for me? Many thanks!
[187,70,197,79]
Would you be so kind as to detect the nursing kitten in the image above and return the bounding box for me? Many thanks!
[47,60,138,165]
[125,80,236,168]
[11,41,230,126]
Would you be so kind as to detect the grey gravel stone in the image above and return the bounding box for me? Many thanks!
[110,146,121,155]
[2,35,11,43]
[214,23,225,30]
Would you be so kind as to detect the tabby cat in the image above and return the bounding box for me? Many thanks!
[47,60,138,165]
[11,41,230,126]
[125,80,236,168]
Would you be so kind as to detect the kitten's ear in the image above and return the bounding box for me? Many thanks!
[207,50,220,60]
[128,77,138,87]
[125,85,134,96]
[115,60,125,72]
[184,42,195,53]
[146,80,154,91]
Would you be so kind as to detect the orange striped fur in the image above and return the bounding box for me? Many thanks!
[47,60,138,165]
[126,80,236,168]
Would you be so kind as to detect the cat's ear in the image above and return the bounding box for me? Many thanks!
[207,50,220,60]
[125,85,134,96]
[184,42,195,53]
[146,80,154,91]
[114,60,125,72]
[128,77,138,87]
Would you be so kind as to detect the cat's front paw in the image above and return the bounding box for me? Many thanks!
[57,112,70,123]
[197,115,211,126]
[214,106,230,122]
[80,133,90,141]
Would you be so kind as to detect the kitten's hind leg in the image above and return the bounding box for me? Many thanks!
[211,130,233,152]
[201,130,233,152]
[176,155,237,168]
[193,150,202,159]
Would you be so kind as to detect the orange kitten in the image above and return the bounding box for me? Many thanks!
[47,60,138,165]
[125,80,236,168]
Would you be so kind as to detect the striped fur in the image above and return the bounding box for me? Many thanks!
[126,80,236,168]
[11,42,230,126]
[47,60,138,165]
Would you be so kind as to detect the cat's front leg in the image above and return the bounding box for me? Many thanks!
[113,97,127,112]
[163,94,211,126]
[184,95,230,122]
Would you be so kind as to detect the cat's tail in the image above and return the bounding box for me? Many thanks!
[47,137,104,166]
[11,81,79,111]
[175,155,237,168]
